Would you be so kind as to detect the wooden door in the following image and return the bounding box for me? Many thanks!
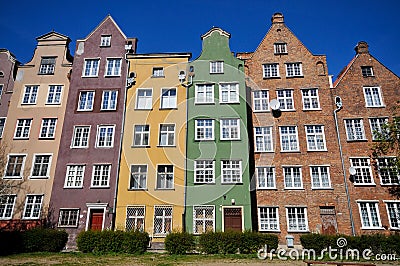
[320,206,338,235]
[89,210,104,231]
[224,208,242,232]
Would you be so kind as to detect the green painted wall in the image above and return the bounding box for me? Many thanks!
[185,28,252,233]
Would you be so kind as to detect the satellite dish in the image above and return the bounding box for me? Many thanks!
[349,167,357,175]
[270,99,280,110]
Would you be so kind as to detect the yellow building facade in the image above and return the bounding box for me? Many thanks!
[115,53,190,244]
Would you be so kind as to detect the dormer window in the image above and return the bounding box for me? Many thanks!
[210,61,223,74]
[361,66,374,77]
[274,43,287,54]
[152,67,164,77]
[100,35,111,47]
[39,57,56,75]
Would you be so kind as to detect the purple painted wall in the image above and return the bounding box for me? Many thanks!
[0,49,18,121]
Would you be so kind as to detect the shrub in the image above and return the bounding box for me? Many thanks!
[198,232,223,254]
[0,231,23,255]
[22,228,68,252]
[164,231,195,254]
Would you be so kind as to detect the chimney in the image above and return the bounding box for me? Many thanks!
[271,13,284,24]
[355,41,369,54]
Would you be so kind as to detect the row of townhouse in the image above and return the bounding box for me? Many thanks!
[0,13,398,249]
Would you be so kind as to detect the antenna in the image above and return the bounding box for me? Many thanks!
[269,99,280,111]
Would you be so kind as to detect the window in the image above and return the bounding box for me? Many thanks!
[152,67,164,77]
[256,166,276,189]
[358,201,382,229]
[130,165,147,189]
[46,85,63,104]
[133,125,150,146]
[160,88,177,109]
[39,57,56,75]
[285,62,303,77]
[276,89,294,110]
[106,58,121,76]
[23,195,43,219]
[350,158,374,185]
[274,43,287,54]
[361,66,374,77]
[221,160,242,183]
[71,126,90,148]
[195,84,214,104]
[305,125,326,151]
[263,63,279,78]
[39,118,57,139]
[157,165,174,189]
[286,207,308,231]
[0,195,16,220]
[369,117,389,140]
[311,166,331,189]
[64,165,85,188]
[100,35,111,47]
[22,85,38,104]
[258,207,279,231]
[254,126,273,152]
[14,119,32,139]
[302,88,320,110]
[30,154,51,178]
[159,124,175,146]
[253,90,269,112]
[58,209,79,227]
[345,119,366,141]
[77,91,95,111]
[195,119,214,140]
[92,164,111,187]
[210,61,223,74]
[96,125,115,148]
[5,155,26,178]
[101,90,118,110]
[136,89,153,109]
[193,206,215,234]
[83,59,99,77]
[219,83,239,103]
[363,87,384,107]
[0,117,5,138]
[153,206,172,235]
[220,118,240,140]
[284,166,303,189]
[386,202,400,229]
[126,207,145,231]
[194,160,215,183]
[279,126,299,152]
[377,157,399,185]
[0,84,3,100]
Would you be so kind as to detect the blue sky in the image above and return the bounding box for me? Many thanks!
[1,0,399,80]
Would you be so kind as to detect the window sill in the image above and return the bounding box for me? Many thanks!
[255,150,274,153]
[3,177,23,180]
[210,72,224,75]
[90,186,111,189]
[100,109,117,112]
[253,110,271,113]
[194,182,216,185]
[22,217,41,220]
[155,188,175,191]
[131,145,150,148]
[311,187,334,190]
[195,139,215,142]
[70,146,89,149]
[57,225,79,228]
[286,75,304,78]
[361,227,385,230]
[159,107,178,110]
[13,138,29,140]
[95,146,114,149]
[134,108,153,111]
[365,105,386,108]
[287,230,309,233]
[280,150,301,153]
[307,149,328,152]
[39,137,55,140]
[38,73,55,75]
[128,188,148,191]
[219,102,240,105]
[380,183,400,186]
[21,103,37,105]
[284,188,304,190]
[263,76,281,79]
[104,75,122,78]
[194,102,215,105]
[28,176,50,180]
[151,75,165,78]
[81,76,99,78]
[303,108,322,111]
[279,109,296,112]
[157,145,176,148]
[221,182,243,185]
[63,187,83,189]
[77,109,94,112]
[353,183,376,187]
[257,187,277,190]
[220,138,241,141]
[259,229,281,232]
[346,139,368,142]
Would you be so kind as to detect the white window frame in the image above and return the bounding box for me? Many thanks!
[195,84,214,104]
[194,160,215,184]
[82,58,100,77]
[193,205,215,234]
[105,58,122,76]
[64,165,85,188]
[283,166,303,189]
[350,158,375,185]
[58,209,80,227]
[133,125,150,147]
[156,165,174,189]
[276,89,294,111]
[274,43,287,54]
[14,118,32,139]
[377,157,399,185]
[0,117,6,138]
[279,126,299,152]
[258,206,280,231]
[357,201,382,229]
[369,117,389,140]
[345,118,366,141]
[91,164,111,188]
[286,207,309,232]
[46,85,63,104]
[310,165,331,189]
[195,119,214,141]
[101,90,118,111]
[39,57,56,75]
[4,154,26,179]
[220,118,240,140]
[221,160,242,183]
[39,118,57,139]
[254,126,273,152]
[385,201,400,230]
[361,66,374,77]
[301,88,320,110]
[262,63,279,78]
[29,153,52,179]
[153,206,173,236]
[159,124,175,146]
[71,125,90,148]
[126,206,145,232]
[130,165,147,190]
[363,87,384,107]
[256,166,276,189]
[219,83,239,103]
[22,194,43,219]
[77,91,95,111]
[253,90,269,112]
[136,88,153,109]
[285,62,303,77]
[152,67,164,77]
[95,125,115,148]
[0,194,16,220]
[210,61,223,74]
[305,125,327,151]
[160,88,177,109]
[100,35,111,47]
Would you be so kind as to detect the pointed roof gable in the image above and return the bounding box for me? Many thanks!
[80,15,127,41]
[36,31,71,43]
[201,27,230,40]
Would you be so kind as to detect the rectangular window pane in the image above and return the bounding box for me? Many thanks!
[193,206,215,234]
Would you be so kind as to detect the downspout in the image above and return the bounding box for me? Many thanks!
[333,96,356,236]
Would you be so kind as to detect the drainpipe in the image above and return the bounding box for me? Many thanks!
[333,96,356,236]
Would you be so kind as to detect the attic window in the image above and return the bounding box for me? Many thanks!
[39,57,56,75]
[0,71,4,78]
[100,35,111,47]
[274,43,287,54]
[152,67,164,77]
[361,66,374,77]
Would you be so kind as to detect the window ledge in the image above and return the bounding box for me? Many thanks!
[259,229,281,232]
[253,110,271,113]
[220,139,241,141]
[380,183,400,186]
[21,103,37,105]
[365,105,386,108]
[157,145,176,148]
[287,230,309,233]
[81,76,99,78]
[63,187,83,189]
[194,182,216,185]
[131,145,150,148]
[70,146,89,149]
[13,138,29,140]
[284,188,304,190]
[39,137,55,140]
[286,76,304,78]
[155,188,175,191]
[280,150,301,153]
[255,151,275,153]
[151,76,165,78]
[257,187,277,190]
[307,149,328,152]
[159,108,178,110]
[128,188,148,191]
[280,109,296,112]
[221,182,243,185]
[346,139,368,142]
[195,139,215,142]
[28,176,50,180]
[303,108,322,111]
[311,187,334,190]
[219,102,240,105]
[361,227,385,230]
[134,108,153,111]
[3,177,23,180]
[194,102,216,105]
[104,75,122,78]
[353,183,376,187]
[90,186,111,189]
[210,72,224,75]
[263,76,281,79]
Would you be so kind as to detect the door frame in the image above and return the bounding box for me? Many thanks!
[221,206,244,232]
[85,203,107,231]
